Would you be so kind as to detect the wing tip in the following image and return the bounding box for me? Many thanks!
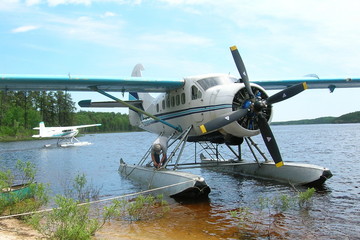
[303,82,308,90]
[230,45,238,51]
[199,125,207,134]
[275,161,284,168]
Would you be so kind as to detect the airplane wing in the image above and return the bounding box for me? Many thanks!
[252,77,360,91]
[1,74,359,93]
[46,124,102,130]
[71,124,102,129]
[0,74,184,92]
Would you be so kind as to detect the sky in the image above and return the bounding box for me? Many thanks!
[1,0,359,122]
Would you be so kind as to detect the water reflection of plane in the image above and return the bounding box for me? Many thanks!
[32,122,101,148]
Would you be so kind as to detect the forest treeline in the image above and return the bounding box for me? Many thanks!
[272,111,360,125]
[1,90,359,140]
[0,91,139,141]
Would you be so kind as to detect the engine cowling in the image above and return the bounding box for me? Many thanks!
[221,83,273,139]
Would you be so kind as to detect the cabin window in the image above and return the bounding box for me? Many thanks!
[162,100,165,110]
[166,94,170,108]
[176,95,180,106]
[171,96,175,107]
[181,93,186,104]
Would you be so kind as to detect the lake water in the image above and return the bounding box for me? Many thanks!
[0,124,359,239]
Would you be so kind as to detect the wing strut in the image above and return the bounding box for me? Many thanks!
[91,87,182,132]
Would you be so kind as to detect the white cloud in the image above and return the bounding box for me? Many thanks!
[41,13,128,48]
[77,16,92,21]
[0,0,21,11]
[155,0,360,76]
[140,31,212,46]
[102,11,117,18]
[45,0,141,6]
[3,0,359,77]
[47,0,92,6]
[26,0,41,6]
[11,25,39,33]
[159,0,207,5]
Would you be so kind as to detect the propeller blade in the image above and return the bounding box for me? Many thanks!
[230,45,254,98]
[267,82,308,105]
[257,114,284,167]
[200,109,249,134]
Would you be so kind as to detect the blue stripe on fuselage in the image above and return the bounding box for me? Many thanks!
[53,131,75,137]
[141,104,232,126]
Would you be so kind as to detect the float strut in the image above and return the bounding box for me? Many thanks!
[92,87,182,132]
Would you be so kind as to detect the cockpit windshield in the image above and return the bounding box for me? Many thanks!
[196,75,237,91]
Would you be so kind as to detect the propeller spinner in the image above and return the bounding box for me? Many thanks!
[200,45,308,167]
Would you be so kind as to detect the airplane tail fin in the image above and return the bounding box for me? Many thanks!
[128,63,154,104]
[129,63,144,101]
[32,121,46,138]
[128,64,154,126]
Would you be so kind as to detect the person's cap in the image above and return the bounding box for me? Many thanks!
[153,144,161,154]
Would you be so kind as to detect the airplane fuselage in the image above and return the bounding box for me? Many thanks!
[131,74,272,145]
[34,128,79,138]
[32,122,101,140]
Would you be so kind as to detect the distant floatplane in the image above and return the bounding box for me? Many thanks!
[32,122,101,148]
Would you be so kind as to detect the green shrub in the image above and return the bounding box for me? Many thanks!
[298,187,315,208]
[105,194,170,222]
[64,173,102,203]
[28,195,101,240]
[0,160,48,216]
[231,188,317,239]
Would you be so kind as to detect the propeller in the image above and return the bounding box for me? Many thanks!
[230,46,254,98]
[199,109,249,134]
[199,45,308,167]
[266,82,308,105]
[257,113,283,167]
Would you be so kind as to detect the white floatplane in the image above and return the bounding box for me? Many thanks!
[118,127,212,199]
[119,159,210,199]
[32,121,101,147]
[196,136,333,187]
[1,45,359,198]
[199,156,332,187]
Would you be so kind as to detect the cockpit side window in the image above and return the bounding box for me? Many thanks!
[197,77,219,91]
[196,76,238,91]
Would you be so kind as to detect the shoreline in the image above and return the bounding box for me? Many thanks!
[0,131,144,143]
[0,219,42,240]
[0,200,240,240]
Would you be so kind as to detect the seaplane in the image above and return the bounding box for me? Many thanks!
[32,121,101,148]
[1,45,360,199]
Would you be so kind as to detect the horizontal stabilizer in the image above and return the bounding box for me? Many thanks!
[78,99,143,108]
